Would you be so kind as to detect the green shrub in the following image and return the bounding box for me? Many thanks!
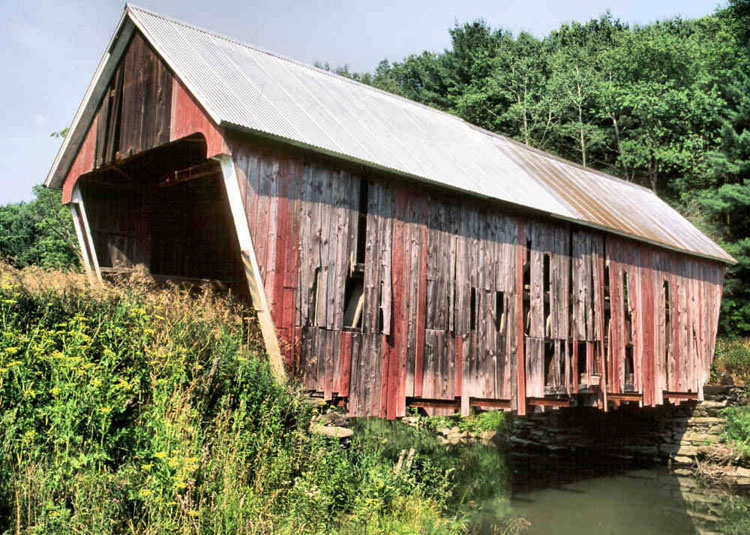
[0,186,80,271]
[722,405,750,457]
[461,410,507,434]
[421,409,507,435]
[0,263,504,534]
[712,338,750,384]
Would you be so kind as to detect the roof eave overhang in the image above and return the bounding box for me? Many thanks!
[45,10,135,189]
[46,5,736,267]
[220,121,737,266]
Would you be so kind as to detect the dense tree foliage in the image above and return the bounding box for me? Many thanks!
[0,186,80,270]
[327,2,750,336]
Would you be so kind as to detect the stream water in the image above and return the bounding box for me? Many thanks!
[354,418,718,534]
[509,468,696,535]
[475,450,710,535]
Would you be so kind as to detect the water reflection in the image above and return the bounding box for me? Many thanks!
[352,419,717,535]
[508,466,697,534]
[482,448,717,535]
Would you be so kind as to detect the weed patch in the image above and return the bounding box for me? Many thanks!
[0,263,518,534]
[712,338,750,385]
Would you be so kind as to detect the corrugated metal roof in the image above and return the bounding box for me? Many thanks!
[47,4,734,264]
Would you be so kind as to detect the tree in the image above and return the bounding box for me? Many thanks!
[701,66,750,336]
[0,186,81,270]
[333,5,749,333]
[545,16,623,167]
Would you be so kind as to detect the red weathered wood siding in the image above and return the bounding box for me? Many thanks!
[227,134,725,418]
[57,22,727,420]
[61,30,226,204]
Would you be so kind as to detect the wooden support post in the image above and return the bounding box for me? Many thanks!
[457,335,470,416]
[528,397,571,408]
[69,185,102,284]
[516,222,527,416]
[596,251,608,412]
[470,398,511,409]
[663,391,699,400]
[607,392,641,402]
[406,397,459,410]
[406,397,512,411]
[216,153,287,384]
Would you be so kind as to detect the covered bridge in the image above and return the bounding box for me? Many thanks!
[46,5,734,418]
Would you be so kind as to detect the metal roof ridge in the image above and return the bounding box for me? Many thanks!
[46,4,734,265]
[472,123,656,194]
[124,4,474,127]
[126,5,661,199]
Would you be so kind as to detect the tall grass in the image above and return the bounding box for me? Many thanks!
[0,263,515,534]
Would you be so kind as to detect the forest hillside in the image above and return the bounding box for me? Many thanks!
[323,0,750,337]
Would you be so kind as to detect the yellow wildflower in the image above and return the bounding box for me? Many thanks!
[154,451,168,459]
[115,377,131,390]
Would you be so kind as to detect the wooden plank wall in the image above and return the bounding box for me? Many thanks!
[79,172,245,285]
[62,28,227,205]
[228,136,726,418]
[94,32,172,167]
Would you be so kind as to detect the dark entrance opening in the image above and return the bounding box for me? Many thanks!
[75,135,247,297]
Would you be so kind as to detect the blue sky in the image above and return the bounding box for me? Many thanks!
[0,0,724,204]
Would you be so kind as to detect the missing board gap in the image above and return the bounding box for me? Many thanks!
[308,268,319,327]
[577,340,587,379]
[355,180,368,266]
[470,287,477,331]
[623,271,633,345]
[343,271,364,331]
[543,252,551,337]
[663,278,671,366]
[523,243,531,335]
[544,340,555,387]
[625,345,635,391]
[495,290,505,333]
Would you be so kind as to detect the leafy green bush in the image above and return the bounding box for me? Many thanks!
[0,263,515,534]
[421,410,507,436]
[722,406,750,457]
[462,411,507,434]
[713,338,750,384]
[0,186,80,271]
